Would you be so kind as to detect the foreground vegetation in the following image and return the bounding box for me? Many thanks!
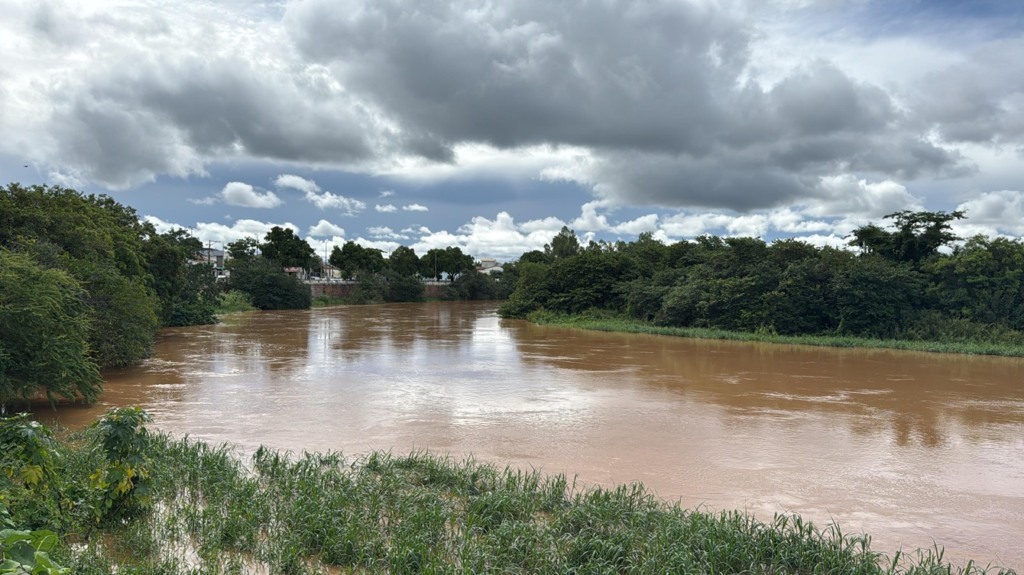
[1,411,1016,574]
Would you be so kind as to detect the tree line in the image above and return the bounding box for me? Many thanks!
[0,183,508,405]
[499,213,1024,345]
[1,183,221,405]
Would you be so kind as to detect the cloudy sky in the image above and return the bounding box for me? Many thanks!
[2,0,1023,260]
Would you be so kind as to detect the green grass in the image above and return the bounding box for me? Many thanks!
[311,294,349,307]
[527,312,1024,357]
[5,431,1008,574]
[215,290,257,314]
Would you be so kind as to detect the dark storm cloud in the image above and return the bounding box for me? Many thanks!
[585,151,816,211]
[284,0,969,210]
[285,0,749,155]
[47,54,377,187]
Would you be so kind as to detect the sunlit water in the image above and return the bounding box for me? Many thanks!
[38,302,1024,569]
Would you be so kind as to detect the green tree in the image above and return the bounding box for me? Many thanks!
[384,271,426,302]
[497,261,552,318]
[1,184,162,369]
[72,260,160,368]
[224,258,312,310]
[849,210,965,264]
[544,226,582,260]
[330,241,386,279]
[141,227,218,327]
[929,236,1024,329]
[0,249,101,405]
[832,256,925,337]
[420,247,475,281]
[260,226,316,270]
[388,246,420,277]
[226,237,260,261]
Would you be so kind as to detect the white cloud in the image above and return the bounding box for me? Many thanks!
[519,217,567,234]
[308,219,346,238]
[954,190,1024,237]
[403,204,428,212]
[379,190,395,198]
[274,174,366,214]
[570,200,612,232]
[219,181,283,208]
[808,175,923,218]
[613,214,660,235]
[306,191,366,214]
[142,215,183,234]
[376,204,397,213]
[184,219,300,246]
[368,226,409,240]
[274,174,321,195]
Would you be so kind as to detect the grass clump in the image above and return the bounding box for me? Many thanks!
[215,289,256,314]
[2,412,1017,574]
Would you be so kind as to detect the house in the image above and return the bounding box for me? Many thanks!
[476,258,504,275]
[194,247,228,278]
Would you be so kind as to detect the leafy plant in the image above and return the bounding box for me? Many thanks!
[0,528,69,575]
[88,408,154,523]
[0,415,58,492]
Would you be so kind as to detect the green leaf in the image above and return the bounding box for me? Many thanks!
[7,539,35,567]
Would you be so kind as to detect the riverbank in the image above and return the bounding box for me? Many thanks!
[3,416,1014,574]
[526,311,1024,357]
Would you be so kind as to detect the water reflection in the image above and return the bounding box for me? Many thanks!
[33,302,1024,570]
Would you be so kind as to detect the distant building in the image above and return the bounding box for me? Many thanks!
[194,247,227,278]
[476,258,504,275]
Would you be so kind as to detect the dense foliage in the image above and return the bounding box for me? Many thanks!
[0,413,1011,574]
[223,257,312,310]
[323,242,507,304]
[500,214,1024,346]
[0,183,219,405]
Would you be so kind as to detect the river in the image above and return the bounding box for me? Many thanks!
[37,301,1024,569]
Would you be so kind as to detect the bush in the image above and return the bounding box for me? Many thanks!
[224,259,311,310]
[216,290,256,314]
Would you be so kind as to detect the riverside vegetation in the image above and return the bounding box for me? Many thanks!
[499,212,1024,356]
[0,183,502,407]
[2,410,1015,575]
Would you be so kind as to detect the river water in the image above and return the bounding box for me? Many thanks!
[38,301,1024,569]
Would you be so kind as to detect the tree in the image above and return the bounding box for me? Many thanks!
[330,241,385,279]
[142,227,218,327]
[849,210,965,264]
[260,226,316,270]
[929,236,1024,329]
[1,183,162,368]
[544,226,582,260]
[384,271,426,302]
[389,246,420,277]
[224,258,312,310]
[73,259,160,367]
[226,237,260,261]
[0,249,101,405]
[832,256,925,337]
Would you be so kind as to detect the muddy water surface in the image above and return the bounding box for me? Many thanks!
[39,302,1024,569]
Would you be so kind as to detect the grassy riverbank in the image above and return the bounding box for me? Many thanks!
[526,311,1024,357]
[2,413,1015,575]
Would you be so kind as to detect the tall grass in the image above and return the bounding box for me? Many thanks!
[215,290,256,314]
[527,312,1024,357]
[46,434,1016,574]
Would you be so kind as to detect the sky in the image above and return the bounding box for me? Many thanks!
[1,0,1023,261]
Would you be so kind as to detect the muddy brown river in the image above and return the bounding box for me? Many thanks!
[37,301,1023,569]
